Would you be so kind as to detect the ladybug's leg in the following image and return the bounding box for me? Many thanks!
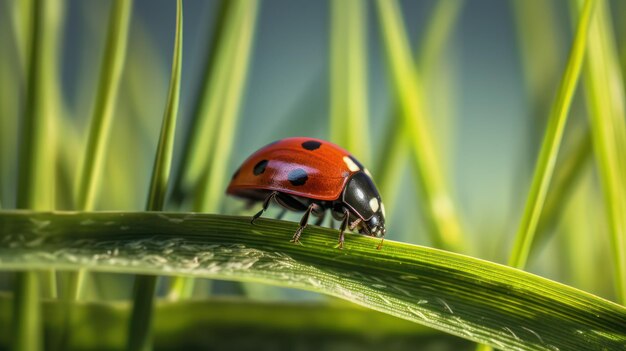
[337,208,350,249]
[349,218,362,231]
[290,203,315,244]
[251,191,278,225]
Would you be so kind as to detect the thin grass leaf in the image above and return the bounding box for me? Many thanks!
[11,272,41,351]
[576,0,626,303]
[329,0,370,164]
[512,0,564,148]
[375,0,464,252]
[13,0,64,348]
[1,211,625,350]
[375,0,463,219]
[169,0,240,207]
[508,0,595,269]
[74,0,132,211]
[169,0,259,300]
[194,0,259,213]
[127,1,183,349]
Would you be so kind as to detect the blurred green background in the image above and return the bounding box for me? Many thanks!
[1,0,625,349]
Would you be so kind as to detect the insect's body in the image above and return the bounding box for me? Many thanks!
[227,137,386,248]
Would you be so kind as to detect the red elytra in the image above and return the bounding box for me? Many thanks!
[227,137,361,201]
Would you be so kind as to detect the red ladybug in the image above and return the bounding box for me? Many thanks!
[227,137,386,248]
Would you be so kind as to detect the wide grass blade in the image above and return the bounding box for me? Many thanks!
[375,0,464,252]
[74,0,132,211]
[329,0,370,164]
[1,211,625,351]
[507,0,595,269]
[127,1,183,349]
[576,0,626,303]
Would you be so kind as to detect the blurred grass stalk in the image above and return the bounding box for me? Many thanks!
[67,0,132,302]
[576,0,626,304]
[127,1,183,350]
[329,0,370,164]
[375,0,464,252]
[74,0,132,212]
[511,0,595,261]
[507,0,594,270]
[375,0,463,235]
[13,0,64,349]
[168,0,259,300]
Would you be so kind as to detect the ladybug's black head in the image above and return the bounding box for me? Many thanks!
[342,171,386,238]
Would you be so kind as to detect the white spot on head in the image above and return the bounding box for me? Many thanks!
[343,156,360,172]
[380,202,386,217]
[369,197,379,212]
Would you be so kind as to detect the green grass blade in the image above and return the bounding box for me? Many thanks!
[16,0,58,211]
[127,1,183,349]
[0,294,465,350]
[508,0,595,269]
[145,2,183,213]
[168,0,259,299]
[375,0,464,251]
[11,272,42,351]
[13,0,64,348]
[375,0,463,219]
[169,0,242,207]
[512,0,564,144]
[576,0,626,303]
[75,0,132,211]
[329,0,370,164]
[0,211,625,350]
[194,0,259,213]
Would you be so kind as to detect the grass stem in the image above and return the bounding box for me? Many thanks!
[576,0,626,303]
[507,0,595,268]
[375,0,464,251]
[329,0,370,164]
[127,1,183,349]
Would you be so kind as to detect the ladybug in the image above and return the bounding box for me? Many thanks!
[227,137,386,249]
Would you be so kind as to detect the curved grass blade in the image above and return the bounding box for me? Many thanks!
[375,0,464,252]
[329,0,370,164]
[127,1,183,349]
[576,0,626,303]
[508,0,595,269]
[74,0,132,211]
[0,211,625,351]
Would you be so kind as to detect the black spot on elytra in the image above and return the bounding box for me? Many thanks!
[288,168,308,186]
[301,140,322,151]
[253,160,268,176]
